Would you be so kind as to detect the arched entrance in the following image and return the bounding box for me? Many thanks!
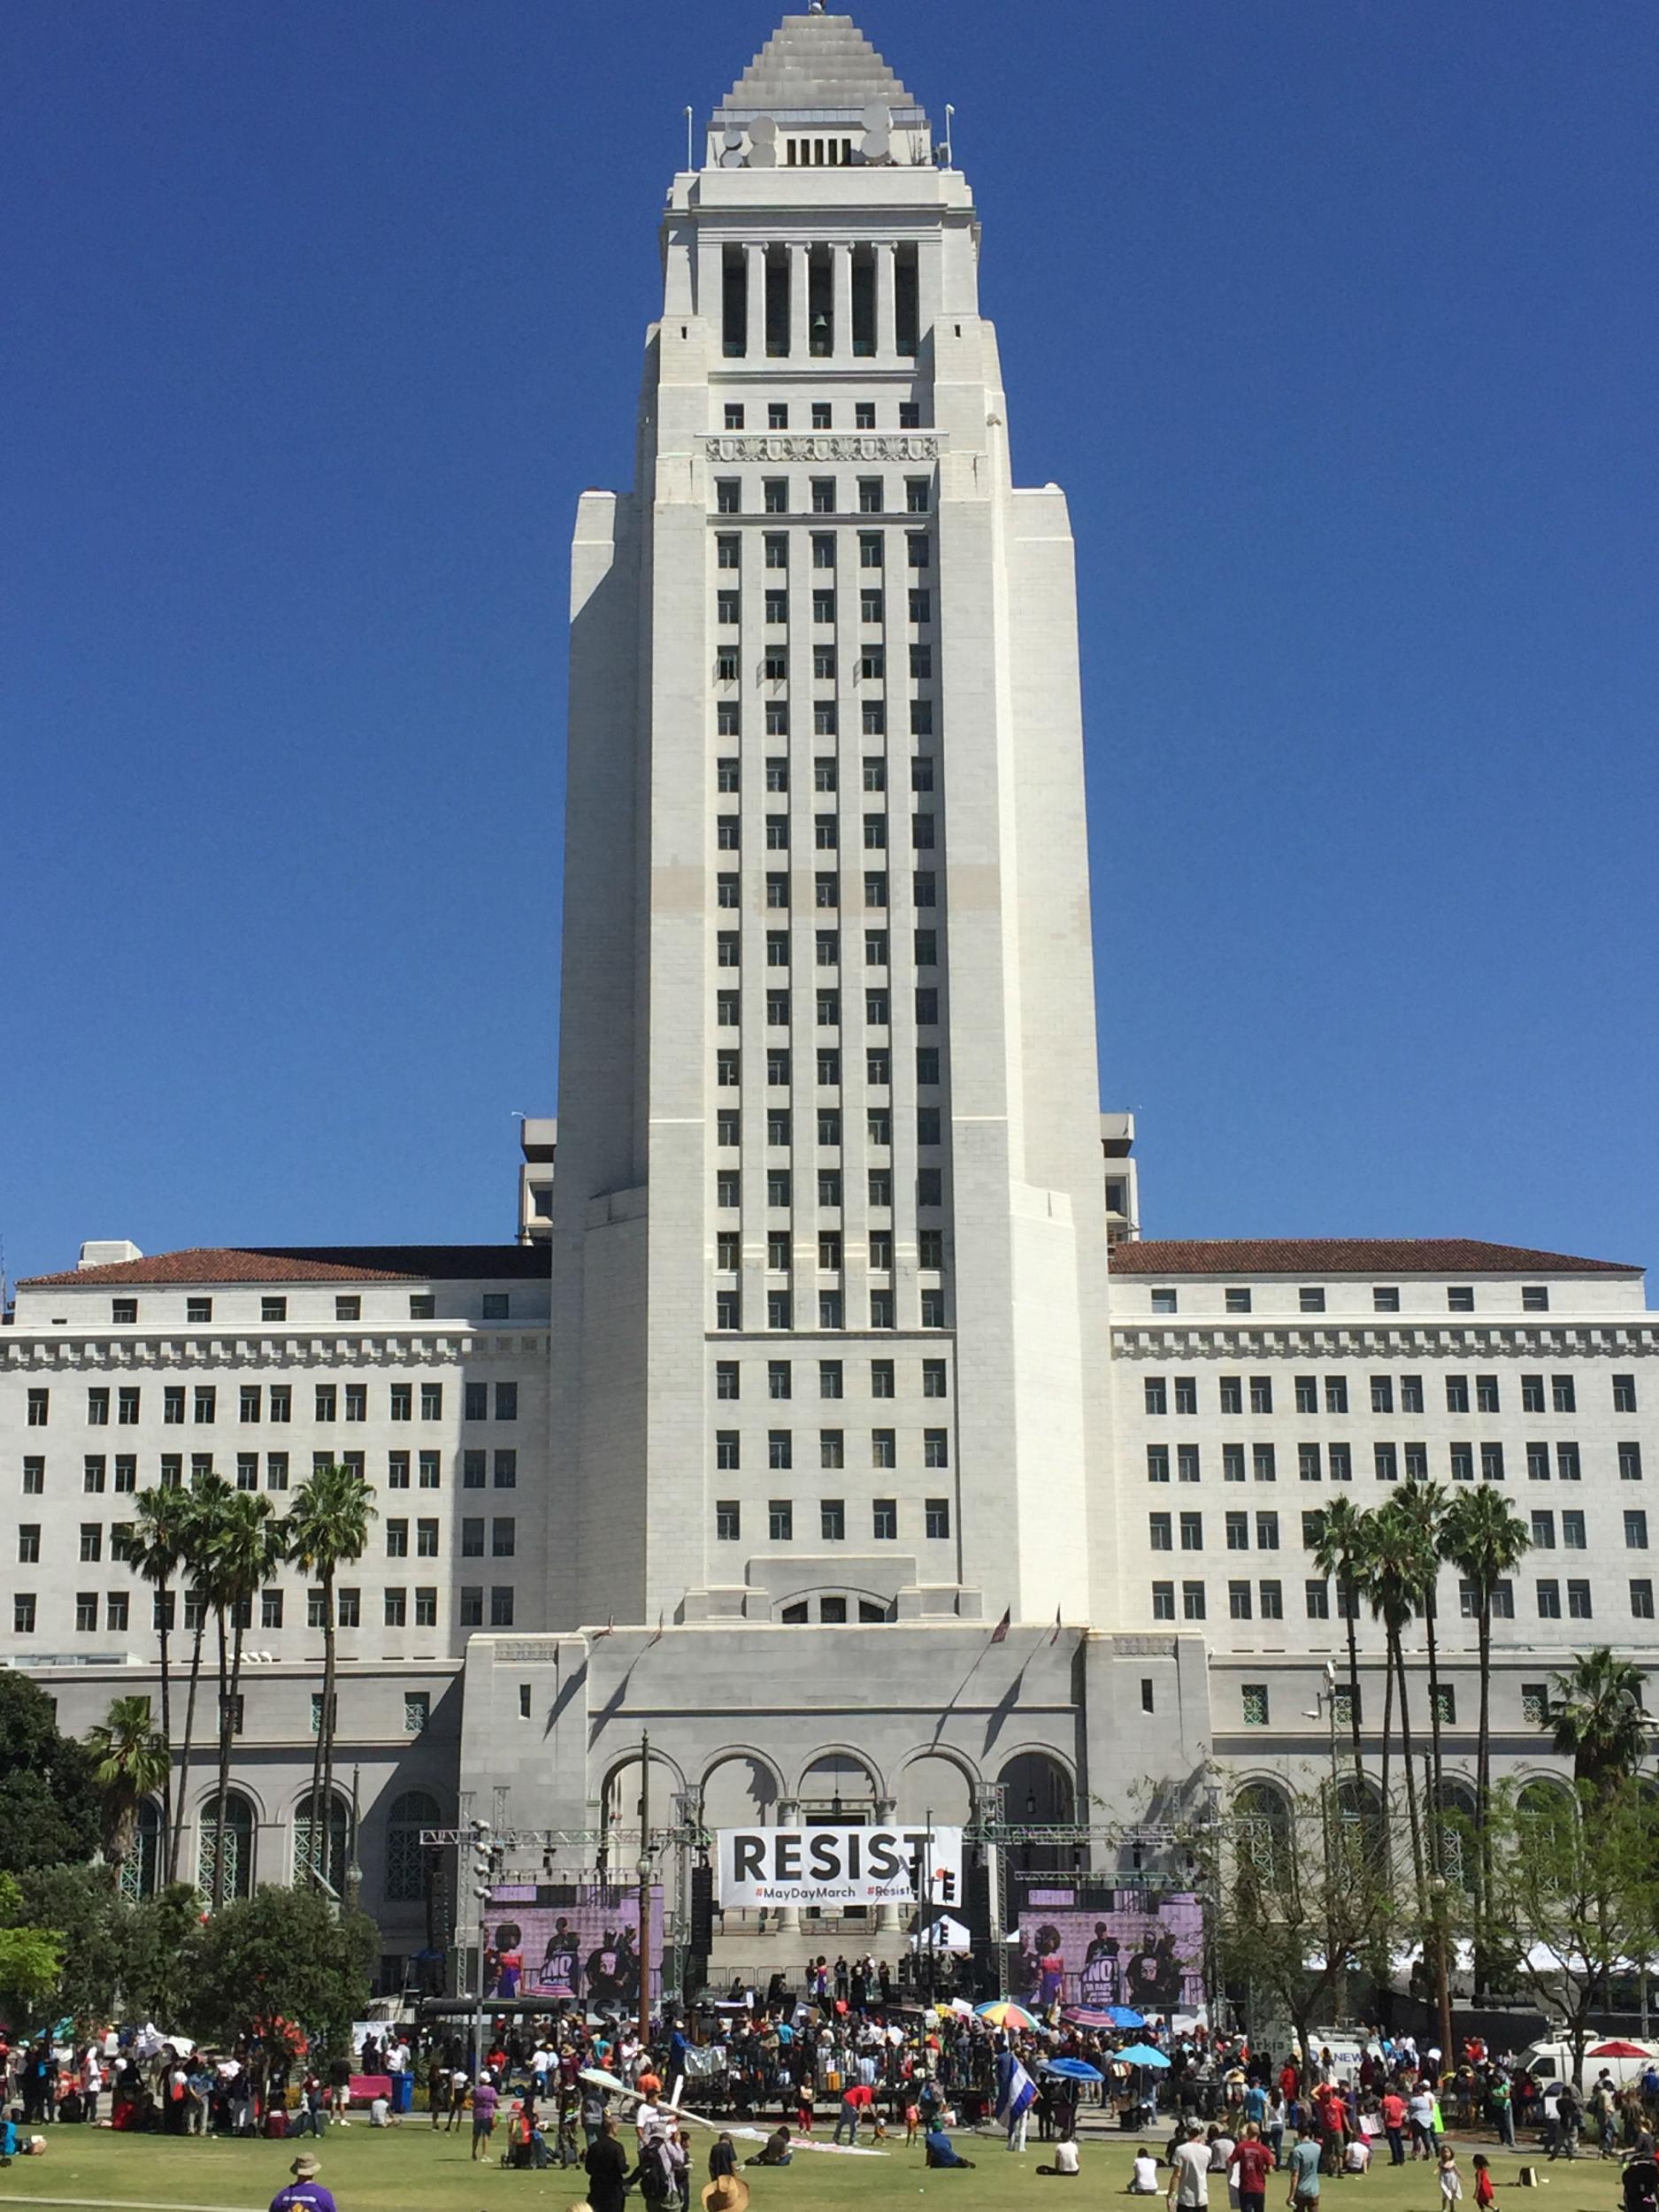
[999,1749,1076,1875]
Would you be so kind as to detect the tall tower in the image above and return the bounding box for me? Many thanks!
[549,12,1111,1638]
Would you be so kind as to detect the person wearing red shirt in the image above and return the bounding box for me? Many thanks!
[1280,2064,1300,2104]
[1380,2090,1407,2167]
[1231,2124,1277,2212]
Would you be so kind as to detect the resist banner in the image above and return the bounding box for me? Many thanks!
[717,1824,964,1909]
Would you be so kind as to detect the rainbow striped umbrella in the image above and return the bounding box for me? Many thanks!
[974,2000,1040,2031]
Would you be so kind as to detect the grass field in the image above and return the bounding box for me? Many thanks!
[0,2126,1633,2212]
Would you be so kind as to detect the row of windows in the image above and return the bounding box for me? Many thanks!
[714,1288,948,1330]
[1147,1284,1556,1316]
[716,987,941,1031]
[714,1497,949,1542]
[710,1105,949,1147]
[1142,1371,1624,1417]
[714,926,942,969]
[11,1586,515,1634]
[1148,1504,1647,1553]
[97,1292,511,1326]
[1148,1576,1652,1626]
[720,402,924,433]
[712,1050,944,1092]
[716,580,930,630]
[1145,1440,1640,1482]
[716,1357,947,1401]
[718,875,941,916]
[26,1379,520,1427]
[717,478,931,518]
[717,756,935,795]
[716,810,935,849]
[22,1508,522,1567]
[714,697,935,737]
[717,1167,943,1209]
[18,1447,518,1495]
[715,1428,949,1470]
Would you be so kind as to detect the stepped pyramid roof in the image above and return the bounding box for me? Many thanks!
[717,12,921,118]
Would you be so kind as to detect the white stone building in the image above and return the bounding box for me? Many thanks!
[3,13,1654,1985]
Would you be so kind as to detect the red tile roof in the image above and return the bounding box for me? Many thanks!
[20,1244,551,1288]
[1110,1238,1640,1277]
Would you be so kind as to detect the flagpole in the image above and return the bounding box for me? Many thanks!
[636,1728,652,2046]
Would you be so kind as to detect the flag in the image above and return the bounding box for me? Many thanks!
[1050,1606,1063,1645]
[592,1615,614,1640]
[994,2047,1037,2124]
[989,1608,1010,1644]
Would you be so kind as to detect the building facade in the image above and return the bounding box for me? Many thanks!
[4,13,1654,1985]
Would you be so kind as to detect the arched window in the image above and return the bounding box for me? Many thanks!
[198,1791,256,1900]
[294,1792,349,1894]
[999,1751,1077,1874]
[385,1790,442,1904]
[1335,1776,1389,1874]
[1434,1780,1478,1890]
[120,1797,165,1903]
[1234,1782,1293,1886]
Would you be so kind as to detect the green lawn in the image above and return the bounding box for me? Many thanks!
[0,2128,1631,2212]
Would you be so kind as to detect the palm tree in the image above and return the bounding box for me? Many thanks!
[168,1471,233,1886]
[86,1694,171,1865]
[1363,1499,1428,1908]
[1394,1480,1451,1869]
[1551,1647,1652,1799]
[204,1489,285,1909]
[286,1463,376,1891]
[1443,1485,1531,1858]
[1311,1496,1371,1785]
[128,1483,193,1865]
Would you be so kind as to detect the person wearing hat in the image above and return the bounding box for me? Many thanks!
[703,2171,750,2212]
[270,2153,336,2212]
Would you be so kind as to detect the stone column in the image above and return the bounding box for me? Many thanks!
[833,242,854,362]
[874,241,897,362]
[790,243,810,360]
[774,1796,802,1935]
[874,1794,902,1934]
[746,242,767,363]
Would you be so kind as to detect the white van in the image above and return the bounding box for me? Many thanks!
[1520,2039,1659,2090]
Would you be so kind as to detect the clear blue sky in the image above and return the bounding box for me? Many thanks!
[6,2,1656,1287]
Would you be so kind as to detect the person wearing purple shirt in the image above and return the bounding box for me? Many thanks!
[269,2153,337,2212]
[472,2076,501,2162]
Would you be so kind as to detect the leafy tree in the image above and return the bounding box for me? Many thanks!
[1485,1776,1659,2089]
[13,1863,123,2025]
[129,1482,195,1861]
[203,1491,284,1909]
[1551,1647,1651,1799]
[86,1694,171,1865]
[1310,1496,1371,1784]
[1203,1781,1400,2075]
[117,1885,207,2029]
[0,1871,65,2020]
[0,1671,101,1873]
[190,1883,375,2061]
[285,1464,375,1889]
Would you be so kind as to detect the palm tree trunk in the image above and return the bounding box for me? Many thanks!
[211,1606,232,1911]
[1475,1598,1494,1995]
[304,1580,328,1888]
[1379,1631,1395,1833]
[169,1608,208,1886]
[319,1575,339,1892]
[156,1584,174,1874]
[1424,1594,1447,1878]
[1343,1579,1365,1783]
[1394,1626,1426,1910]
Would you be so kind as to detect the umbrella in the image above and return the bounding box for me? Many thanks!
[975,2001,1040,2031]
[1109,2005,1148,2028]
[1115,2042,1171,2069]
[1589,2041,1653,2060]
[1042,2058,1104,2083]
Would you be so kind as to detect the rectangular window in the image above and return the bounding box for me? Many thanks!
[1620,1442,1645,1481]
[1401,1375,1424,1413]
[1526,1441,1551,1481]
[262,1588,284,1628]
[1448,1286,1475,1311]
[1299,1443,1322,1483]
[490,1586,515,1627]
[1625,1509,1648,1548]
[384,1586,407,1628]
[768,1430,792,1470]
[1523,1285,1550,1311]
[1557,1442,1581,1481]
[1567,1578,1593,1619]
[416,1518,440,1556]
[1449,1442,1474,1482]
[923,1428,949,1468]
[1147,1445,1170,1484]
[1259,1579,1284,1619]
[1614,1374,1639,1413]
[344,1383,367,1422]
[872,1497,897,1540]
[17,1525,40,1563]
[1562,1509,1586,1549]
[1477,1374,1501,1412]
[715,1501,741,1541]
[1225,1510,1248,1551]
[1182,1581,1206,1621]
[925,1498,950,1540]
[1481,1441,1506,1482]
[465,1381,488,1420]
[84,1455,106,1494]
[1553,1375,1576,1413]
[1173,1376,1197,1415]
[1256,1511,1279,1549]
[1222,1443,1246,1483]
[458,1586,483,1627]
[820,1429,843,1468]
[1228,1580,1253,1620]
[1536,1578,1561,1619]
[1522,1374,1546,1412]
[1252,1444,1277,1483]
[1225,1288,1252,1314]
[818,1497,846,1541]
[88,1387,109,1425]
[1221,1377,1244,1414]
[1148,1512,1172,1551]
[1323,1377,1348,1413]
[1145,1378,1168,1415]
[491,1517,516,1557]
[1179,1510,1203,1550]
[1305,1578,1330,1619]
[1446,1375,1470,1413]
[1328,1443,1353,1481]
[1151,1581,1175,1621]
[1632,1580,1655,1620]
[819,1360,843,1400]
[1371,1376,1394,1413]
[1241,1683,1270,1724]
[269,1386,290,1422]
[769,1499,794,1541]
[194,1386,216,1424]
